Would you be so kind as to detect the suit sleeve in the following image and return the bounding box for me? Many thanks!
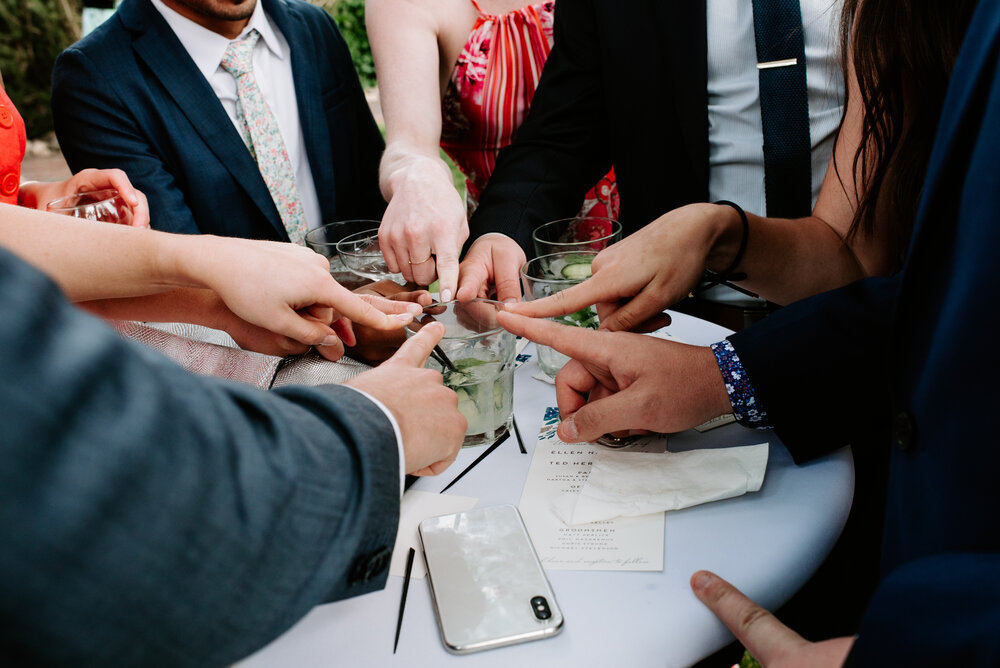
[467,0,614,254]
[0,247,400,667]
[727,274,898,463]
[849,553,1000,666]
[51,47,202,234]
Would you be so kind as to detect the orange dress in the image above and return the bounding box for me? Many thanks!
[0,85,27,205]
[440,0,617,218]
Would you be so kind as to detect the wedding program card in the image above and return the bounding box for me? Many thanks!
[517,407,665,572]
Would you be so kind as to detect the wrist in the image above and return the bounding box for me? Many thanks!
[16,181,44,210]
[704,202,749,275]
[381,149,452,199]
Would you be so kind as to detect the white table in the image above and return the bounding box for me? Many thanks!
[239,311,854,668]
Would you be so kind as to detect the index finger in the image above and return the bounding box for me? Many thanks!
[496,311,611,367]
[435,245,460,302]
[322,285,420,330]
[508,279,607,319]
[690,571,805,665]
[384,321,445,368]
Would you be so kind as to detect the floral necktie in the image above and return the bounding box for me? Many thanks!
[220,30,307,244]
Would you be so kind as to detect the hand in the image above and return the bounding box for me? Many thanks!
[379,156,467,298]
[176,237,423,353]
[18,168,151,228]
[496,312,731,441]
[346,280,433,365]
[456,233,526,303]
[690,571,855,668]
[347,322,465,475]
[507,203,736,331]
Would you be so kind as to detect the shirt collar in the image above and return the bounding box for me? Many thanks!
[150,0,286,82]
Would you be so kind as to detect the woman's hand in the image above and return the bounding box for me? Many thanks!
[344,280,434,365]
[18,168,151,228]
[379,153,468,298]
[169,236,424,353]
[456,233,526,303]
[508,203,740,331]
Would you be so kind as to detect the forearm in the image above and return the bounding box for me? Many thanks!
[78,287,226,329]
[0,203,213,300]
[708,206,869,305]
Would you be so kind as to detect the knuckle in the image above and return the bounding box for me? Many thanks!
[737,604,771,634]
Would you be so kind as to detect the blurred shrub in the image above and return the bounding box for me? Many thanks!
[0,0,81,138]
[316,0,376,88]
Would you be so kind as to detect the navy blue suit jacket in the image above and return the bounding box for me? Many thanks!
[0,243,401,665]
[51,0,386,240]
[729,0,1000,662]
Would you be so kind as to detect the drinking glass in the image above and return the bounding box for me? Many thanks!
[45,188,134,225]
[406,299,516,447]
[335,226,405,285]
[304,219,380,290]
[520,251,600,379]
[532,216,622,257]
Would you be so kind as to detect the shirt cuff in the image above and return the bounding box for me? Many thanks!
[339,385,406,497]
[710,338,771,429]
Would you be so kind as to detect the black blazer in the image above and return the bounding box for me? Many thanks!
[468,0,708,252]
[52,0,386,240]
[730,1,1000,661]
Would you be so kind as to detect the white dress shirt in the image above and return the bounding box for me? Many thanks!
[151,0,323,232]
[705,0,844,303]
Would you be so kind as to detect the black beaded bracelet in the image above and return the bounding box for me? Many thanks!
[696,200,750,294]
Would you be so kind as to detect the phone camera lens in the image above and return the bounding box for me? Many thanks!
[530,596,552,620]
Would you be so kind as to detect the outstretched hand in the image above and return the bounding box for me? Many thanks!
[456,233,526,303]
[497,311,730,441]
[508,203,735,331]
[347,321,466,476]
[690,571,854,668]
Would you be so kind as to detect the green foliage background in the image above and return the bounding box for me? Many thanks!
[0,0,375,140]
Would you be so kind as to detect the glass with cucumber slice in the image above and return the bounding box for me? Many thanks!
[520,251,601,379]
[406,299,516,447]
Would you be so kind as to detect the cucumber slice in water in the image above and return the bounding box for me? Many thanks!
[561,262,593,280]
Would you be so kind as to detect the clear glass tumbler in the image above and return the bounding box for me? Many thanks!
[532,216,621,257]
[406,299,516,447]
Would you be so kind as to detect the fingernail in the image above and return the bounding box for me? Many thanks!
[393,313,413,322]
[692,571,714,591]
[319,334,339,347]
[561,417,578,441]
[503,298,518,304]
[406,303,422,314]
[441,289,453,302]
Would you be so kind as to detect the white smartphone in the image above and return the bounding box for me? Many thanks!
[418,504,564,654]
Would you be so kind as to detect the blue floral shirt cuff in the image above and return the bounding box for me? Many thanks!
[710,339,771,429]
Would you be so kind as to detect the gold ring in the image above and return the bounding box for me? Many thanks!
[408,254,433,265]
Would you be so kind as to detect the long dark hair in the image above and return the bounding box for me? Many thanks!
[839,0,978,268]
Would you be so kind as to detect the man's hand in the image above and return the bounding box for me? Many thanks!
[508,203,735,331]
[347,322,465,476]
[497,312,731,441]
[378,155,468,298]
[456,233,526,303]
[18,168,151,228]
[690,571,855,668]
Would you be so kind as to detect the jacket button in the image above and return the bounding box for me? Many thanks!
[892,411,916,452]
[1,172,19,197]
[0,105,13,129]
[348,546,393,584]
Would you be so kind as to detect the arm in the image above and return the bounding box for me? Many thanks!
[457,0,613,302]
[1,204,422,352]
[0,248,463,665]
[508,41,894,329]
[51,46,202,234]
[366,0,467,298]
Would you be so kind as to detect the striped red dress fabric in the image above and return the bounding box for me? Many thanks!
[440,0,618,218]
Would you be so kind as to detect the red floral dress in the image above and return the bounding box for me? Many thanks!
[440,0,618,218]
[0,85,27,205]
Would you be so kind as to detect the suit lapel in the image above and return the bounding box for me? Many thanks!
[653,0,709,198]
[264,0,337,223]
[119,0,287,238]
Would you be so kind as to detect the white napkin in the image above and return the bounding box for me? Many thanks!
[552,443,769,525]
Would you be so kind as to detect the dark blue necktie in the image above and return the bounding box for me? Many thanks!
[751,0,813,218]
